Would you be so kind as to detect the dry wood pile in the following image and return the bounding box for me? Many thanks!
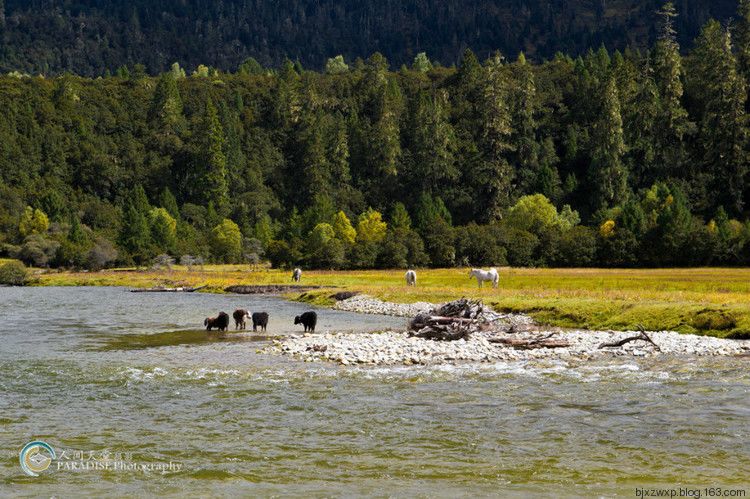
[408,299,495,341]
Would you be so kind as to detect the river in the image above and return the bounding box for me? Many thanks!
[1,287,748,497]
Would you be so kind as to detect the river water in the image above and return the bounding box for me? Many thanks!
[1,287,748,497]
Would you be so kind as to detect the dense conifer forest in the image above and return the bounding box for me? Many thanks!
[3,2,750,270]
[0,0,737,75]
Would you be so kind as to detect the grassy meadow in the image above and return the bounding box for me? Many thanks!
[33,266,750,339]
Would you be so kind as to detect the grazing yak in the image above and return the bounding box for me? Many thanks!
[294,311,317,332]
[233,309,250,330]
[292,268,302,282]
[205,312,230,331]
[405,269,417,286]
[252,311,269,332]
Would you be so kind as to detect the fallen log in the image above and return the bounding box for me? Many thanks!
[598,325,661,352]
[489,333,570,350]
[409,325,472,341]
[409,315,477,330]
[130,285,206,293]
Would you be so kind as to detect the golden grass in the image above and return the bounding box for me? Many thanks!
[37,266,750,338]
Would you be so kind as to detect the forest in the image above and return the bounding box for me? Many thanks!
[0,0,737,76]
[3,2,750,271]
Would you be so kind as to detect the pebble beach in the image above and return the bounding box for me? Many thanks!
[263,295,750,365]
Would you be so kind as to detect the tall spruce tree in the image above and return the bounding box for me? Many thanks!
[510,52,540,195]
[479,52,515,220]
[590,77,628,209]
[652,2,690,179]
[199,101,230,216]
[735,0,750,80]
[692,20,748,215]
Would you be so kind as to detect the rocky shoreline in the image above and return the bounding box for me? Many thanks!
[332,293,436,317]
[263,295,750,366]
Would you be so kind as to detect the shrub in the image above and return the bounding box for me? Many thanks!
[86,238,118,270]
[0,260,29,285]
[503,228,538,267]
[17,234,60,267]
[556,226,597,267]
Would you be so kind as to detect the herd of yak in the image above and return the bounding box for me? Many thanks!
[202,267,500,333]
[203,309,317,333]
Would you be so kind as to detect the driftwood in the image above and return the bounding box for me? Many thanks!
[225,284,327,294]
[489,333,570,350]
[408,299,488,341]
[598,325,661,352]
[130,285,206,293]
[410,325,472,341]
[433,298,484,319]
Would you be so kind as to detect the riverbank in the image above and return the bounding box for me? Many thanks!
[34,266,750,338]
[265,295,750,365]
[265,328,750,365]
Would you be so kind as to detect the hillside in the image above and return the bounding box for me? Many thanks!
[0,0,738,75]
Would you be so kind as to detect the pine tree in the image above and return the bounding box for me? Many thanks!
[199,100,229,216]
[273,59,302,129]
[692,20,748,214]
[158,187,180,220]
[625,64,660,187]
[119,189,152,264]
[149,72,184,133]
[412,90,458,195]
[479,52,515,220]
[590,77,628,209]
[511,52,540,194]
[735,0,750,79]
[652,2,690,178]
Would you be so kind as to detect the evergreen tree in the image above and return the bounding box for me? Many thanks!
[149,72,184,133]
[119,192,152,264]
[479,52,515,220]
[411,90,458,195]
[692,20,748,214]
[510,52,540,194]
[590,77,628,209]
[652,2,690,179]
[735,0,750,80]
[158,187,180,220]
[199,100,230,216]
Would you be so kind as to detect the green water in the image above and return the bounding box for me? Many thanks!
[1,287,748,497]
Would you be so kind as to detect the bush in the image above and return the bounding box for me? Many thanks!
[556,226,597,267]
[503,228,538,267]
[454,223,507,267]
[17,234,60,267]
[86,238,118,270]
[0,260,29,285]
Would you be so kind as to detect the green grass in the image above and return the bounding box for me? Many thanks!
[36,266,750,338]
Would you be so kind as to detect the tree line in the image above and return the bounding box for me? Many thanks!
[3,2,750,270]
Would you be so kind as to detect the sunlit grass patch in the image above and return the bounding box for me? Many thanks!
[36,266,750,338]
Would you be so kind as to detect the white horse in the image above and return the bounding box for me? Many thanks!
[292,268,302,282]
[469,268,499,288]
[405,269,417,286]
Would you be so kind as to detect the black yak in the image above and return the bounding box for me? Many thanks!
[294,311,317,332]
[204,312,230,331]
[252,312,269,332]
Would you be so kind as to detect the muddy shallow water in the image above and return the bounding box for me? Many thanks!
[1,287,748,497]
